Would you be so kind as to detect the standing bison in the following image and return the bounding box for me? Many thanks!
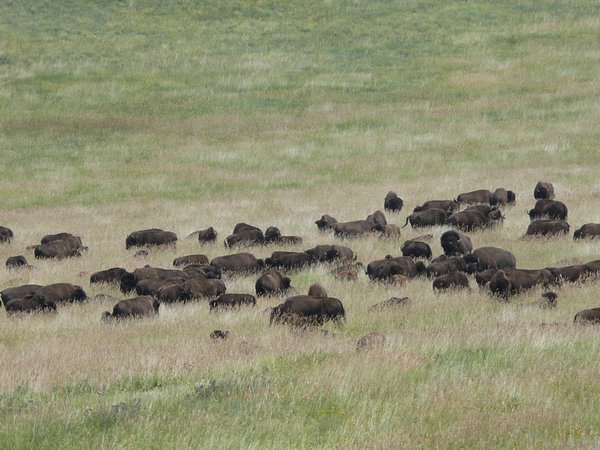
[573,223,600,240]
[384,191,403,212]
[463,247,516,274]
[525,220,570,237]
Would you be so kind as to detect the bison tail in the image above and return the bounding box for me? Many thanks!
[402,216,410,228]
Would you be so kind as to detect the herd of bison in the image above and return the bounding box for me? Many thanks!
[2,181,600,332]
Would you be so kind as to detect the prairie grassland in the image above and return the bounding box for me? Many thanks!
[1,1,600,448]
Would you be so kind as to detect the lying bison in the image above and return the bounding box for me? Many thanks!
[574,308,600,325]
[463,247,516,274]
[90,267,128,285]
[489,268,555,299]
[413,200,458,213]
[367,255,425,281]
[315,214,338,231]
[400,240,432,259]
[5,255,29,269]
[34,233,87,259]
[34,283,87,304]
[4,296,57,315]
[209,293,256,311]
[525,220,570,237]
[432,272,470,291]
[101,296,159,321]
[210,252,264,274]
[255,270,292,297]
[270,295,345,327]
[491,188,516,206]
[126,229,177,249]
[528,199,568,221]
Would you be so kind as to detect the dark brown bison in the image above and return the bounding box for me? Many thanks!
[573,223,600,240]
[441,230,473,256]
[270,295,345,326]
[255,270,292,297]
[1,284,43,306]
[525,220,570,237]
[475,269,499,288]
[157,283,190,303]
[400,240,432,259]
[307,283,328,298]
[367,255,425,281]
[101,296,159,321]
[432,272,470,291]
[4,296,56,315]
[304,245,355,263]
[463,247,516,274]
[90,267,128,285]
[34,233,86,259]
[426,256,467,277]
[446,209,502,231]
[547,264,590,284]
[489,268,555,299]
[135,278,178,297]
[182,264,222,279]
[534,181,555,200]
[528,199,568,221]
[196,227,218,243]
[264,226,303,245]
[183,278,226,299]
[6,255,29,269]
[210,252,264,274]
[315,214,338,231]
[119,266,189,294]
[403,209,449,228]
[413,200,459,213]
[0,226,13,243]
[574,308,600,324]
[224,229,264,247]
[126,229,177,249]
[366,210,387,231]
[264,251,315,270]
[173,254,209,267]
[334,220,378,237]
[456,189,494,205]
[209,293,256,311]
[490,188,516,206]
[34,283,87,304]
[384,191,404,212]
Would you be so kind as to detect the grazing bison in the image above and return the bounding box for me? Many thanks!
[413,200,459,214]
[265,251,315,270]
[400,240,432,259]
[403,209,449,228]
[573,223,600,240]
[528,199,568,221]
[4,296,56,315]
[270,295,345,327]
[90,267,128,285]
[0,226,13,243]
[432,272,470,291]
[574,308,600,325]
[101,296,159,321]
[426,256,467,277]
[334,220,378,237]
[367,256,425,281]
[304,245,355,263]
[525,220,570,237]
[6,255,29,269]
[183,278,226,299]
[210,252,264,274]
[34,283,87,304]
[534,181,555,200]
[255,270,292,297]
[209,293,256,311]
[463,247,516,274]
[308,283,328,298]
[1,284,43,306]
[34,234,86,259]
[440,230,473,256]
[490,188,516,206]
[489,268,555,299]
[384,191,404,212]
[446,209,502,231]
[126,229,177,249]
[315,214,338,231]
[173,254,209,267]
[456,189,494,205]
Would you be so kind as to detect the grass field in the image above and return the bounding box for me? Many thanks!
[1,1,600,448]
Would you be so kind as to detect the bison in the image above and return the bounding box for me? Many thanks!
[528,199,568,221]
[255,270,292,297]
[34,283,87,304]
[573,223,600,240]
[334,220,378,237]
[209,293,256,311]
[534,181,555,200]
[4,296,56,315]
[384,191,404,212]
[307,283,328,298]
[490,188,516,206]
[210,252,264,274]
[400,240,432,259]
[125,229,177,249]
[525,220,570,237]
[270,295,345,327]
[456,189,494,205]
[574,308,600,325]
[432,272,470,291]
[315,214,338,231]
[5,255,29,269]
[403,209,449,228]
[101,296,159,321]
[0,226,13,244]
[90,267,128,285]
[440,230,473,256]
[489,268,555,299]
[413,200,459,214]
[463,247,516,274]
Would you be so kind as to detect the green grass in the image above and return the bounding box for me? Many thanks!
[1,0,600,448]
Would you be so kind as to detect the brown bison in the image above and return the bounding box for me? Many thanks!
[403,209,449,228]
[126,229,177,249]
[463,247,516,274]
[183,278,226,299]
[34,283,87,304]
[304,245,355,263]
[426,256,467,277]
[255,270,292,297]
[367,255,425,281]
[5,255,29,269]
[270,295,345,327]
[400,240,432,259]
[574,308,600,324]
[491,188,516,206]
[1,284,43,306]
[209,293,256,311]
[456,189,494,205]
[4,296,56,315]
[573,223,600,240]
[488,268,555,299]
[440,230,473,256]
[101,296,159,321]
[412,200,459,213]
[534,181,555,200]
[307,283,328,298]
[315,214,338,231]
[90,267,128,285]
[210,252,264,274]
[384,191,404,212]
[525,220,570,237]
[0,226,13,243]
[528,199,568,221]
[334,220,378,237]
[34,233,87,259]
[432,272,470,291]
[264,251,315,270]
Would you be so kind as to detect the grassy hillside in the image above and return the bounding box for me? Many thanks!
[1,1,600,448]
